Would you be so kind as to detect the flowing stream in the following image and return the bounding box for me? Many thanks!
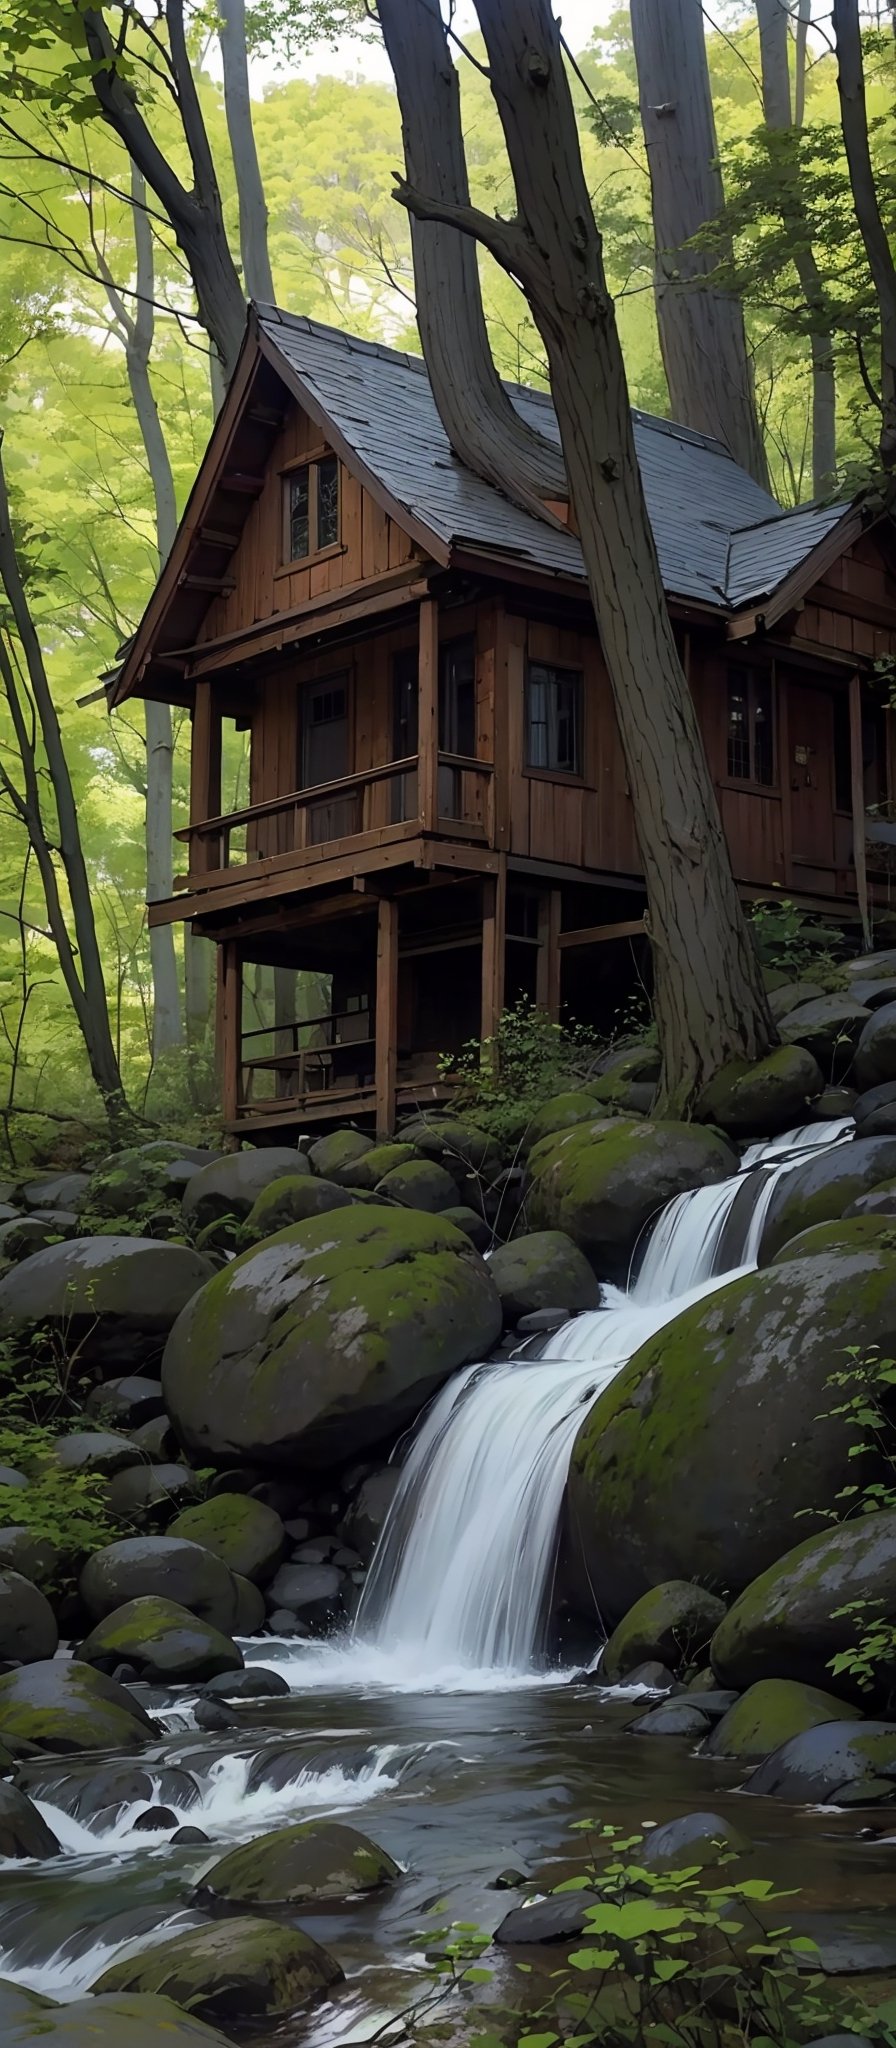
[0,1114,877,2039]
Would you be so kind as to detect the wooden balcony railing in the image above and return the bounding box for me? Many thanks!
[240,1005,374,1108]
[175,753,495,883]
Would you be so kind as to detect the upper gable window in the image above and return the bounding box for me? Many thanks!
[284,454,340,564]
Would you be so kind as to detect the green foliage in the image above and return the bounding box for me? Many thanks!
[420,1820,884,2048]
[810,1347,896,1699]
[0,1338,124,1578]
[438,998,607,1147]
[829,1595,896,1698]
[748,895,846,983]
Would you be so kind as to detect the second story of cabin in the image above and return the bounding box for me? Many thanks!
[111,308,896,925]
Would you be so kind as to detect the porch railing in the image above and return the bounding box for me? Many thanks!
[174,753,494,883]
[239,1006,374,1107]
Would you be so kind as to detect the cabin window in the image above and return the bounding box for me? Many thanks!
[302,678,349,788]
[284,455,340,563]
[726,666,773,786]
[526,661,583,776]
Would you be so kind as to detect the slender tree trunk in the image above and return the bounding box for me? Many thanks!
[0,451,128,1122]
[630,0,769,487]
[80,2,247,384]
[795,0,811,129]
[756,0,837,495]
[218,0,275,303]
[377,0,566,507]
[394,0,776,1110]
[832,0,896,470]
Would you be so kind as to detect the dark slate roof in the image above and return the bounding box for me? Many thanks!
[257,308,851,612]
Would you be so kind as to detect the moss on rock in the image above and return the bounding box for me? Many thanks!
[711,1510,896,1697]
[308,1129,373,1180]
[337,1142,418,1190]
[772,1216,896,1263]
[567,1250,896,1622]
[695,1046,823,1137]
[601,1581,727,1682]
[243,1174,354,1241]
[527,1119,737,1282]
[0,1658,154,1755]
[92,1916,342,2025]
[195,1818,399,1909]
[162,1204,503,1471]
[81,1596,243,1684]
[488,1230,600,1323]
[374,1158,458,1212]
[758,1136,896,1264]
[182,1149,310,1234]
[706,1678,856,1761]
[525,1092,615,1150]
[167,1495,285,1585]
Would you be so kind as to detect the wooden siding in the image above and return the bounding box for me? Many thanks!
[198,396,419,647]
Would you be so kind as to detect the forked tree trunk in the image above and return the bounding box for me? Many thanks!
[832,0,896,471]
[377,0,566,507]
[0,450,128,1123]
[755,0,837,496]
[630,0,769,487]
[394,0,776,1109]
[218,0,276,303]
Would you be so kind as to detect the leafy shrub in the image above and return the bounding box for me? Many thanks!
[438,998,608,1148]
[748,895,846,984]
[0,1336,124,1583]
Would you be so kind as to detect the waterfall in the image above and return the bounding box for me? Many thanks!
[355,1118,853,1678]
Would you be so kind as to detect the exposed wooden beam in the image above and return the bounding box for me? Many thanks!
[186,568,432,677]
[558,916,646,949]
[198,526,241,550]
[375,897,399,1139]
[220,472,265,494]
[850,671,872,951]
[181,575,236,594]
[536,887,562,1015]
[481,856,507,1041]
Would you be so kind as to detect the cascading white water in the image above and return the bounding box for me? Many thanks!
[355,1118,854,1677]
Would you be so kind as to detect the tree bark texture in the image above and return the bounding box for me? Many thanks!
[397,0,776,1109]
[218,0,276,303]
[755,0,837,494]
[832,0,896,471]
[630,0,769,487]
[79,2,247,385]
[0,449,128,1120]
[377,0,566,508]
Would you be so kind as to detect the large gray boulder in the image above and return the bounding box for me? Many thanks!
[757,1136,896,1263]
[0,1528,57,1588]
[308,1129,373,1180]
[778,995,872,1073]
[107,1464,200,1523]
[55,1432,142,1478]
[746,1720,896,1803]
[488,1231,600,1324]
[162,1206,502,1471]
[5,1992,233,2045]
[566,1248,896,1622]
[767,980,824,1021]
[86,1376,165,1428]
[0,1659,154,1754]
[0,1781,60,1859]
[695,1047,823,1137]
[82,1146,206,1221]
[527,1119,737,1283]
[854,1082,896,1139]
[80,1537,240,1632]
[375,1158,457,1212]
[705,1679,857,1761]
[600,1581,726,1682]
[854,1003,896,1091]
[182,1148,309,1233]
[845,948,896,980]
[19,1172,89,1212]
[80,1597,243,1684]
[243,1174,353,1241]
[711,1512,896,1695]
[0,1570,58,1664]
[167,1495,286,1585]
[92,1918,342,2025]
[194,1818,399,1909]
[0,1239,214,1371]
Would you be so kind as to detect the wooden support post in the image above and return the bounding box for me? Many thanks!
[536,888,562,1019]
[219,941,241,1130]
[849,671,872,951]
[375,897,399,1139]
[418,596,439,834]
[190,681,221,875]
[481,857,507,1044]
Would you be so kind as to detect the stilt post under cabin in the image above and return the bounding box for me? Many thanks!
[219,940,241,1131]
[536,888,562,1019]
[849,671,872,951]
[418,596,439,835]
[190,679,221,878]
[481,857,507,1046]
[375,896,399,1139]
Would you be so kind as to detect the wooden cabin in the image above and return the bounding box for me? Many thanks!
[111,307,896,1139]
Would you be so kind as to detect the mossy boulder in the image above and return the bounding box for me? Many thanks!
[757,1137,896,1263]
[711,1511,896,1696]
[486,1231,600,1324]
[81,1596,243,1683]
[527,1119,738,1283]
[80,1537,240,1632]
[182,1148,310,1233]
[0,1570,58,1664]
[0,1658,154,1754]
[854,1083,896,1139]
[525,1092,613,1150]
[0,1781,60,1859]
[168,1494,286,1585]
[778,995,872,1074]
[706,1679,857,1761]
[162,1205,502,1471]
[566,1249,896,1622]
[845,1179,896,1219]
[746,1720,896,1804]
[600,1581,727,1683]
[773,1216,896,1262]
[308,1128,373,1180]
[92,1917,342,2025]
[398,1113,504,1179]
[0,1238,215,1371]
[337,1142,418,1190]
[854,1003,896,1092]
[695,1047,823,1137]
[375,1157,457,1212]
[6,1992,235,2045]
[243,1174,353,1241]
[82,1147,196,1221]
[195,1818,399,1909]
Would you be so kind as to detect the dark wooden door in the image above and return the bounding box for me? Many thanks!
[788,683,836,869]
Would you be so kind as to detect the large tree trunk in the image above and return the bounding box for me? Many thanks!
[630,0,769,488]
[80,2,247,385]
[756,0,837,495]
[394,0,776,1110]
[0,449,128,1122]
[832,0,896,471]
[218,0,275,303]
[377,0,566,507]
